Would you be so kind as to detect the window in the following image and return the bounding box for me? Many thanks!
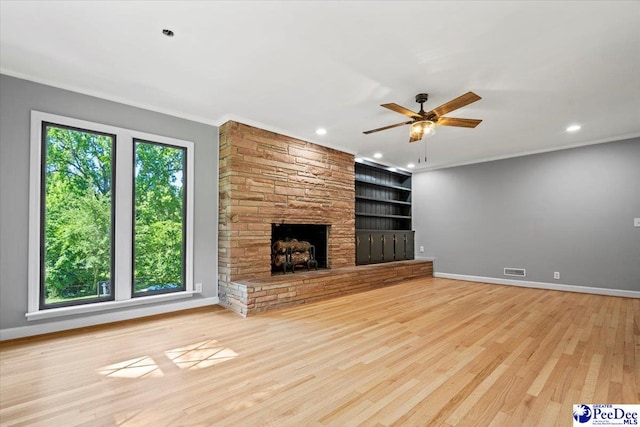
[28,112,194,319]
[133,140,186,297]
[40,123,116,308]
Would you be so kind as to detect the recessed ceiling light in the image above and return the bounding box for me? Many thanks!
[566,124,581,132]
[316,128,327,135]
[407,163,415,169]
[162,29,175,37]
[373,153,382,159]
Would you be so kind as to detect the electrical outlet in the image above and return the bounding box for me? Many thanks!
[634,218,640,227]
[553,272,560,280]
[419,246,425,253]
[195,282,202,293]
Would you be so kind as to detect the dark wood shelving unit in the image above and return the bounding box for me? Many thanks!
[355,159,414,265]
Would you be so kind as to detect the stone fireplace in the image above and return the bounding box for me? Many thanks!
[218,121,432,316]
[218,121,355,282]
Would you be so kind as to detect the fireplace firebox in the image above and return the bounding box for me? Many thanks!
[271,224,329,273]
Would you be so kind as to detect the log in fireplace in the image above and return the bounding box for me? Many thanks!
[271,224,328,274]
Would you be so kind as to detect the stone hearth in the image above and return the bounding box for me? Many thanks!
[224,260,433,315]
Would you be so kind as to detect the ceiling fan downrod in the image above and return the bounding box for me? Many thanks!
[415,93,429,115]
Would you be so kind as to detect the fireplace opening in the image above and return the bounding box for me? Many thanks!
[271,224,329,273]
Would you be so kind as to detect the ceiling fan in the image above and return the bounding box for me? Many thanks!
[363,92,482,142]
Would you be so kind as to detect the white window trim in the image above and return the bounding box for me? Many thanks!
[27,111,194,320]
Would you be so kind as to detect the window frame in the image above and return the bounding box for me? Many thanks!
[27,111,195,320]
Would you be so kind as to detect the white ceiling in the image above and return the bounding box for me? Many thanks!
[2,1,639,171]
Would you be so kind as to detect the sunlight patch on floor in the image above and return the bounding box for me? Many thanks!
[97,339,239,379]
[165,339,238,370]
[96,356,164,379]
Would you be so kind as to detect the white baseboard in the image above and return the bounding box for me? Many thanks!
[434,272,640,299]
[0,297,219,341]
[414,256,436,261]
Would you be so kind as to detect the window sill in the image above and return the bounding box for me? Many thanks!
[25,291,198,321]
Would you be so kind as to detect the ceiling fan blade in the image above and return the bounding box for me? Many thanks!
[381,103,421,119]
[363,120,413,134]
[437,117,483,128]
[429,92,481,117]
[409,134,422,143]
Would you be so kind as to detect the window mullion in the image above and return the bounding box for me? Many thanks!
[185,144,194,291]
[114,133,133,301]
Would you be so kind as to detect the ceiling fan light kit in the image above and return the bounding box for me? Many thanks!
[363,91,483,143]
[410,120,436,140]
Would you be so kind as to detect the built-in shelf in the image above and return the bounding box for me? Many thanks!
[355,159,414,265]
[355,195,412,206]
[355,212,412,219]
[354,178,411,192]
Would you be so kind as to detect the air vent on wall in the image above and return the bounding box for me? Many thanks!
[504,268,526,277]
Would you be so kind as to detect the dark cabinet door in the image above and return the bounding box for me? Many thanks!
[370,232,384,263]
[395,232,406,260]
[356,231,371,265]
[382,232,395,262]
[404,231,415,260]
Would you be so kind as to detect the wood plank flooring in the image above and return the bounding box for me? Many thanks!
[1,277,638,426]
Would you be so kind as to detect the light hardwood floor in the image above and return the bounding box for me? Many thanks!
[1,277,638,426]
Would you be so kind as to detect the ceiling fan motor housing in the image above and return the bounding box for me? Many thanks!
[415,93,429,104]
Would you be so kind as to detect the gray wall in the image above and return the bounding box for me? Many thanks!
[0,74,219,334]
[413,138,640,291]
